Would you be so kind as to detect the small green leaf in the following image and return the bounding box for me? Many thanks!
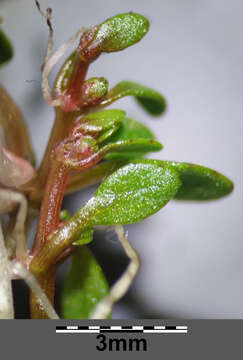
[54,51,76,94]
[101,81,166,116]
[60,209,71,222]
[79,13,149,61]
[97,13,149,53]
[61,246,109,319]
[73,229,93,245]
[80,77,108,107]
[102,116,157,159]
[83,162,181,225]
[0,28,13,65]
[100,138,162,159]
[79,109,125,143]
[132,159,234,200]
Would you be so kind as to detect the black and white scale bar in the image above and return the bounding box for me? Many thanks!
[56,325,188,334]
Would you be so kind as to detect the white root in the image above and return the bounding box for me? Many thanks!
[41,26,87,107]
[35,0,87,106]
[0,222,14,319]
[0,189,27,261]
[11,261,59,319]
[90,225,140,319]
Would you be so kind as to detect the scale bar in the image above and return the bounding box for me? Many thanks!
[56,325,188,334]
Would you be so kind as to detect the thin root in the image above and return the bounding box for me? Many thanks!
[35,1,53,71]
[42,26,88,107]
[35,1,87,107]
[0,189,27,261]
[11,261,59,319]
[0,222,14,319]
[89,225,140,319]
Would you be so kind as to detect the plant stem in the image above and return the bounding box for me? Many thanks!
[37,108,76,189]
[30,203,93,275]
[65,55,89,109]
[32,160,69,256]
[30,159,69,318]
[29,266,56,319]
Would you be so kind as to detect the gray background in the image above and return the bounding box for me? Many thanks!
[0,0,242,318]
[1,320,241,359]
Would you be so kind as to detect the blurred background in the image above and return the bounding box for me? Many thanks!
[0,0,242,318]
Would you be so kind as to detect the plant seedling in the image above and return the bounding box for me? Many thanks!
[0,2,234,319]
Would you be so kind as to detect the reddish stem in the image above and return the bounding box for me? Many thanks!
[37,108,77,190]
[32,160,69,256]
[65,54,89,110]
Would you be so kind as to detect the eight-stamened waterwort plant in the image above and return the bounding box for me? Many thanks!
[0,2,233,319]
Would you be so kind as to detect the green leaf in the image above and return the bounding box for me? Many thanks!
[67,159,129,194]
[79,109,125,143]
[98,13,149,52]
[0,29,13,65]
[61,246,109,319]
[132,159,234,200]
[102,116,157,159]
[100,138,162,159]
[80,109,126,127]
[101,81,166,116]
[83,13,149,55]
[47,163,181,253]
[73,229,93,245]
[80,77,108,107]
[54,51,76,94]
[60,209,71,222]
[83,162,181,225]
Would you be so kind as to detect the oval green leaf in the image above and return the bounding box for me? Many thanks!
[101,81,166,116]
[80,77,108,107]
[0,29,13,65]
[100,138,162,159]
[74,109,125,144]
[45,163,181,257]
[102,116,158,159]
[95,13,149,53]
[84,162,181,225]
[61,246,109,319]
[82,109,126,126]
[132,159,234,200]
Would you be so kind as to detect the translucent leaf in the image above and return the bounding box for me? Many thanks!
[83,162,181,225]
[102,116,157,159]
[0,29,13,65]
[61,246,109,319]
[101,81,166,116]
[132,159,234,200]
